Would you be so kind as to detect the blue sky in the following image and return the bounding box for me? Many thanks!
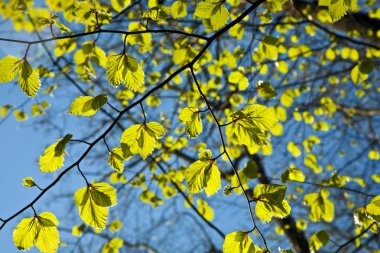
[0,85,49,252]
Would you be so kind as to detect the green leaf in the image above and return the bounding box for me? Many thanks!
[13,110,28,121]
[287,141,301,157]
[178,106,203,138]
[171,1,187,19]
[0,56,23,83]
[68,94,108,116]
[111,0,131,12]
[351,59,374,84]
[74,182,117,229]
[108,147,125,173]
[226,104,277,149]
[354,207,378,233]
[259,35,279,60]
[13,212,60,252]
[120,121,165,159]
[102,238,124,253]
[309,230,329,252]
[231,160,258,194]
[281,167,305,183]
[0,105,13,117]
[256,81,277,99]
[72,224,86,237]
[39,134,72,173]
[0,56,41,97]
[186,150,221,196]
[304,189,334,222]
[222,231,255,253]
[365,195,380,223]
[244,104,278,131]
[194,0,229,30]
[197,199,214,221]
[141,5,171,21]
[23,177,36,187]
[106,53,145,91]
[108,220,123,233]
[18,60,41,97]
[253,184,291,222]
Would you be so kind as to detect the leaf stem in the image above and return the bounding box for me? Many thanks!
[77,165,89,185]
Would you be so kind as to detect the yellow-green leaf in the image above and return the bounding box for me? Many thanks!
[39,134,72,173]
[365,195,380,223]
[13,212,60,253]
[106,53,145,91]
[23,177,36,187]
[281,167,305,183]
[0,56,22,83]
[309,230,329,252]
[253,184,291,222]
[141,5,171,21]
[256,81,277,99]
[111,0,131,12]
[194,0,229,30]
[186,150,221,196]
[68,94,108,116]
[304,189,334,222]
[120,121,165,159]
[223,231,255,253]
[102,238,124,253]
[108,147,125,173]
[171,1,187,19]
[197,199,214,221]
[178,106,203,138]
[74,182,117,229]
[18,60,41,97]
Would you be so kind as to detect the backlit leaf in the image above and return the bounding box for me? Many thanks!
[186,150,221,196]
[68,95,108,116]
[223,231,255,253]
[178,106,203,138]
[74,182,117,229]
[39,134,72,173]
[13,212,60,252]
[304,189,334,222]
[120,121,165,159]
[253,184,291,222]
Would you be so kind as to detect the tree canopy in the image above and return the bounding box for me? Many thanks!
[0,0,379,252]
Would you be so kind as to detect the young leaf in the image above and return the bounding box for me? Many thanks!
[281,167,305,183]
[102,238,124,253]
[223,231,255,253]
[23,177,36,187]
[0,56,23,83]
[141,5,171,21]
[111,0,131,12]
[309,230,329,252]
[74,182,117,229]
[171,1,187,19]
[106,53,145,91]
[39,134,73,173]
[108,147,125,173]
[304,189,334,222]
[13,212,60,252]
[256,81,277,99]
[365,195,380,223]
[0,56,41,97]
[197,199,214,221]
[253,184,291,222]
[178,106,203,138]
[120,121,165,159]
[194,0,229,30]
[68,94,108,116]
[186,150,221,196]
